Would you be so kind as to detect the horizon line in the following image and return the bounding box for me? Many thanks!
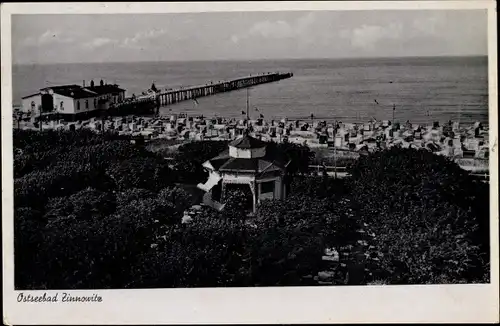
[12,54,488,66]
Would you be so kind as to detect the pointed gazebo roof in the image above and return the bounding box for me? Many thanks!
[202,132,289,175]
[229,133,267,149]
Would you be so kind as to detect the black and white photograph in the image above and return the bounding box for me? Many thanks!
[2,1,498,324]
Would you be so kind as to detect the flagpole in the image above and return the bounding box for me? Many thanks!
[246,88,249,121]
[39,105,43,132]
[392,104,395,126]
[334,145,337,179]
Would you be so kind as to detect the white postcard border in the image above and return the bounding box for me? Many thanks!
[2,1,498,324]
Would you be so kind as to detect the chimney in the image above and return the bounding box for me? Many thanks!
[83,80,85,87]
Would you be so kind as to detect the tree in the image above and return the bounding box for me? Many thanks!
[14,147,63,178]
[242,225,324,286]
[13,129,133,179]
[116,188,155,207]
[44,188,116,222]
[157,186,194,215]
[290,175,350,200]
[14,166,112,210]
[36,195,181,289]
[367,202,483,284]
[252,195,360,286]
[173,141,229,184]
[222,188,252,220]
[14,207,45,289]
[151,82,158,92]
[106,156,174,191]
[267,141,315,175]
[17,127,489,289]
[348,147,489,284]
[127,214,250,288]
[90,80,95,88]
[12,129,179,289]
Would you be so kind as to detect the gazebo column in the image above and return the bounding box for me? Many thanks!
[282,173,287,199]
[249,181,257,213]
[258,182,262,204]
[221,181,227,202]
[277,176,283,199]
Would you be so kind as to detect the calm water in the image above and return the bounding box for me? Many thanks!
[12,56,489,124]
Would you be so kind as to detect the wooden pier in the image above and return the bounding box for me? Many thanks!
[108,72,293,115]
[156,72,293,107]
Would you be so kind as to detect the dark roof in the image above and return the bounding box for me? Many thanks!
[38,84,125,99]
[205,137,289,174]
[41,85,98,99]
[86,84,126,95]
[46,84,81,90]
[229,134,267,149]
[53,88,98,99]
[209,150,231,170]
[21,92,41,99]
[218,157,285,173]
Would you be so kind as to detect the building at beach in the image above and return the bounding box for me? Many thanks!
[21,80,125,119]
[197,132,290,213]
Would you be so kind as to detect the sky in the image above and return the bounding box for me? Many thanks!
[11,10,488,64]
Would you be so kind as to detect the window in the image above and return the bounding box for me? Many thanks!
[60,101,64,111]
[261,181,275,194]
[77,101,80,111]
[94,98,97,108]
[85,100,89,109]
[31,101,35,111]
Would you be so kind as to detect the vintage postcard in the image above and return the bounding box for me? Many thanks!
[1,1,498,324]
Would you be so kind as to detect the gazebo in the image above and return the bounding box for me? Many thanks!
[197,132,290,213]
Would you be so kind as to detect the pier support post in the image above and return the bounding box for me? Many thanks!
[154,72,291,111]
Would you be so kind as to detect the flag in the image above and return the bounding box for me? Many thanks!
[241,110,246,115]
[393,104,396,111]
[193,98,199,105]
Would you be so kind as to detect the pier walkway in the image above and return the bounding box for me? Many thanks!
[108,72,293,115]
[156,72,293,106]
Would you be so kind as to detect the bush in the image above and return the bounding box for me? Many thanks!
[173,141,229,184]
[290,175,350,199]
[349,147,489,284]
[13,129,180,289]
[267,141,315,175]
[13,130,489,288]
[106,156,174,191]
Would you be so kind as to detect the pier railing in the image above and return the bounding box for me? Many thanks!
[156,72,293,106]
[106,72,293,115]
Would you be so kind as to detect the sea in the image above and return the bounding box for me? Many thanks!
[12,56,489,125]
